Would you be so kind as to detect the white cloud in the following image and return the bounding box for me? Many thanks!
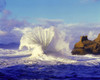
[37,18,63,27]
[13,27,33,34]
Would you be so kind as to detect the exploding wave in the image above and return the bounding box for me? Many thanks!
[19,27,73,63]
[19,27,55,51]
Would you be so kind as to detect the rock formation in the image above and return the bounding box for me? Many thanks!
[72,34,100,55]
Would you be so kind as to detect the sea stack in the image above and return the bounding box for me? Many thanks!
[72,34,100,55]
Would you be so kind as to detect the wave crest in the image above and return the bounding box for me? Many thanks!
[19,27,71,59]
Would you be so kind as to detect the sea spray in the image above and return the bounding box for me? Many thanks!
[19,27,72,61]
[19,27,55,51]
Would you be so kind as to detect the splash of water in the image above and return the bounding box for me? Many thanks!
[19,27,71,59]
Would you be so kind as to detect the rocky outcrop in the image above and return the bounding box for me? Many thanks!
[72,34,100,55]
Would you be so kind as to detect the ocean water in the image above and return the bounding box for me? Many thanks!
[0,27,100,80]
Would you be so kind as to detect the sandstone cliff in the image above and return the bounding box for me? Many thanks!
[72,34,100,55]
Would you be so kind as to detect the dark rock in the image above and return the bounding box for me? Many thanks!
[72,34,100,55]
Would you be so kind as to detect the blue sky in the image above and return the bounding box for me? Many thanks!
[5,0,100,23]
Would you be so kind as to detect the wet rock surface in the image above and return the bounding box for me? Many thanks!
[72,34,100,55]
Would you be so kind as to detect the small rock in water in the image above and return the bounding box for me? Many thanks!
[72,34,100,55]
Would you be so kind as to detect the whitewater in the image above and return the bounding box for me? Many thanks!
[18,27,74,62]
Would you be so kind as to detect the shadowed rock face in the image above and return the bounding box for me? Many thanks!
[72,34,100,55]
